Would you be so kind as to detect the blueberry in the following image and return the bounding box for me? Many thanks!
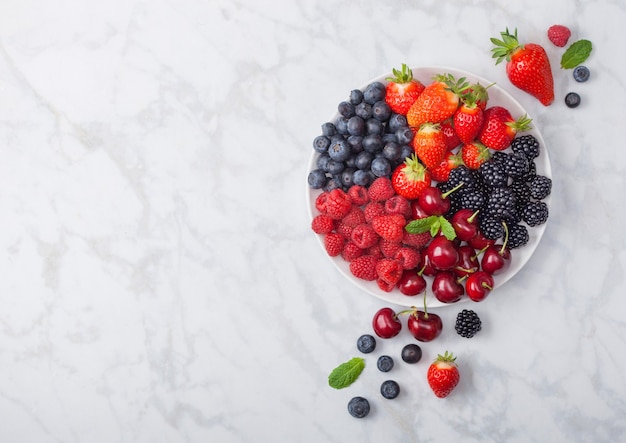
[382,141,402,161]
[399,144,413,162]
[350,89,364,105]
[328,139,351,162]
[356,334,376,353]
[380,380,400,399]
[321,122,336,136]
[371,157,391,177]
[362,134,383,153]
[573,65,590,82]
[313,135,331,153]
[345,156,356,169]
[340,168,355,188]
[307,169,327,189]
[354,151,374,170]
[352,169,371,186]
[382,133,398,144]
[355,102,372,119]
[387,113,408,133]
[326,159,345,175]
[401,344,422,364]
[347,135,363,154]
[335,117,349,135]
[323,176,342,191]
[347,116,366,136]
[565,92,581,108]
[347,396,370,418]
[338,101,356,118]
[363,81,386,104]
[377,355,394,372]
[372,101,392,122]
[316,153,331,171]
[366,118,384,135]
[396,127,414,145]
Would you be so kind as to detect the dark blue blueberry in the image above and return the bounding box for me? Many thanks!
[350,89,364,105]
[335,117,349,135]
[340,168,355,188]
[321,122,336,136]
[366,118,383,135]
[401,343,422,364]
[307,169,327,189]
[347,116,366,136]
[352,169,371,186]
[354,151,373,170]
[387,113,408,133]
[326,159,345,175]
[382,133,398,144]
[380,380,400,399]
[363,81,386,104]
[377,355,394,372]
[323,177,342,191]
[316,153,331,171]
[565,92,581,108]
[338,101,355,118]
[372,101,391,122]
[313,135,331,153]
[357,334,376,353]
[330,134,345,143]
[345,155,356,169]
[347,135,363,153]
[399,144,413,162]
[362,134,383,153]
[355,102,372,119]
[347,396,370,418]
[382,141,402,161]
[328,139,351,162]
[371,157,391,177]
[396,127,414,145]
[573,65,590,82]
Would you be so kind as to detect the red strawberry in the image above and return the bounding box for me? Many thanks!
[376,258,404,287]
[413,123,447,169]
[406,74,468,127]
[464,82,491,111]
[429,151,463,183]
[349,255,379,281]
[391,155,432,200]
[547,24,571,47]
[440,118,461,150]
[371,214,406,242]
[311,214,335,234]
[385,63,425,115]
[324,232,345,257]
[453,94,484,144]
[461,141,491,170]
[368,177,395,202]
[478,106,532,151]
[426,351,460,398]
[491,28,555,106]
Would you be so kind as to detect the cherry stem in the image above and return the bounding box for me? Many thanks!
[473,245,489,260]
[482,282,493,290]
[442,182,464,199]
[500,221,509,254]
[422,291,429,318]
[468,209,480,223]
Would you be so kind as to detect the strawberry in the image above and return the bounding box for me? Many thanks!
[406,73,469,127]
[371,214,406,242]
[324,232,345,257]
[413,123,447,170]
[385,63,425,115]
[453,93,484,144]
[491,28,555,106]
[478,106,532,151]
[465,82,491,110]
[547,24,571,47]
[461,141,491,170]
[440,118,461,150]
[391,154,432,200]
[429,151,463,183]
[349,255,379,281]
[368,177,395,202]
[426,351,460,398]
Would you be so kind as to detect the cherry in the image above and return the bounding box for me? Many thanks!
[466,270,495,302]
[454,244,479,278]
[418,183,463,216]
[451,209,479,242]
[417,252,438,277]
[397,268,427,296]
[432,271,464,303]
[406,292,443,342]
[481,243,511,275]
[468,231,496,250]
[427,236,459,270]
[410,200,429,220]
[372,307,402,338]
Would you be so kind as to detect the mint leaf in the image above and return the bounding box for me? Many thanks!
[405,216,439,234]
[561,39,592,69]
[430,218,441,237]
[439,216,457,240]
[328,357,365,389]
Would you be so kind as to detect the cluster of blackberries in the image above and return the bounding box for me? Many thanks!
[438,134,551,249]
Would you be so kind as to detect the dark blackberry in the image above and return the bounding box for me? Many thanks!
[447,165,479,190]
[507,223,529,249]
[516,160,537,184]
[511,134,540,160]
[478,160,508,188]
[528,175,552,200]
[485,187,517,221]
[490,151,509,167]
[509,180,532,208]
[479,215,505,240]
[500,152,530,180]
[522,201,549,227]
[457,187,486,211]
[455,309,482,338]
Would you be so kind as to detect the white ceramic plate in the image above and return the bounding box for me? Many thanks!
[306,66,552,308]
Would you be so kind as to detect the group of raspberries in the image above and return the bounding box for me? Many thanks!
[312,177,429,292]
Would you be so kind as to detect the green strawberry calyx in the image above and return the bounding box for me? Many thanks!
[435,351,457,365]
[401,154,428,182]
[491,28,523,64]
[386,63,414,84]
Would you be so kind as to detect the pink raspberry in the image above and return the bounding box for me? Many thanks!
[395,247,421,270]
[384,195,412,217]
[341,241,364,262]
[324,188,352,220]
[402,231,432,248]
[351,223,379,249]
[335,222,354,240]
[368,177,395,202]
[364,202,386,223]
[547,24,571,47]
[341,206,366,227]
[371,214,406,242]
[349,255,379,281]
[324,232,344,257]
[379,238,402,258]
[311,214,335,234]
[347,185,369,206]
[376,258,403,287]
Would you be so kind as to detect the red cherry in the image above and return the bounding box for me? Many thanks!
[451,209,479,242]
[417,251,438,277]
[454,245,479,278]
[406,291,443,342]
[372,307,402,338]
[427,236,459,270]
[481,244,511,275]
[397,269,427,296]
[432,271,464,303]
[469,231,496,250]
[410,200,430,220]
[418,187,450,216]
[466,270,495,302]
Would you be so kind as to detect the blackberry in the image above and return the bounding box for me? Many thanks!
[380,380,400,399]
[457,187,486,211]
[528,175,552,200]
[455,309,482,338]
[478,160,508,188]
[511,134,540,160]
[500,152,530,180]
[508,223,529,249]
[522,201,549,226]
[503,206,522,225]
[377,355,394,372]
[490,151,509,167]
[485,187,517,221]
[509,180,532,208]
[479,215,505,240]
[347,396,370,418]
[447,165,479,190]
[516,160,537,184]
[357,334,376,353]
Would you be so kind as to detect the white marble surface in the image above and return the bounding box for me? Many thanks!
[0,0,625,441]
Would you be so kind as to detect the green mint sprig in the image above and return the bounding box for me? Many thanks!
[405,215,457,240]
[561,39,592,69]
[328,357,365,389]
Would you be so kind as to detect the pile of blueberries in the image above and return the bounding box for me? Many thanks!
[308,82,414,191]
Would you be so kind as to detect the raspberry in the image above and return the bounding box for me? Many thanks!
[402,231,431,249]
[341,241,364,261]
[547,24,571,47]
[379,239,402,258]
[326,188,353,219]
[349,255,379,281]
[376,278,395,293]
[335,221,354,239]
[384,195,411,217]
[366,243,384,259]
[351,223,379,249]
[347,185,369,206]
[368,177,395,202]
[315,191,330,213]
[324,232,345,257]
[341,206,366,227]
[394,247,420,270]
[372,214,406,242]
[311,214,335,234]
[376,258,403,286]
[364,202,386,222]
